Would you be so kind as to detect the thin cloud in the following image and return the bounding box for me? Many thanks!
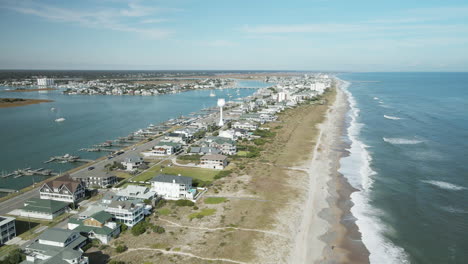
[1,1,173,38]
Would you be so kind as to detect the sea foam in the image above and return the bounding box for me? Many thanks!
[338,79,409,264]
[423,180,466,191]
[383,137,423,145]
[384,115,401,120]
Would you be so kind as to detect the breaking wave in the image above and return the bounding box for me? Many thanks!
[423,180,466,191]
[383,137,423,145]
[338,79,409,264]
[384,115,401,120]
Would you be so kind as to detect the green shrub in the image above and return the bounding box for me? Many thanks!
[175,199,195,206]
[115,244,128,253]
[153,225,166,234]
[120,224,128,233]
[131,222,147,236]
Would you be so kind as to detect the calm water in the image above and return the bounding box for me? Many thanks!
[0,80,269,193]
[339,73,468,264]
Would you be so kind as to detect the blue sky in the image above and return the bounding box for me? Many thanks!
[0,0,467,71]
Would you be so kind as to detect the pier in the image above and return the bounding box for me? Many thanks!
[44,154,93,164]
[1,168,57,179]
[0,188,17,193]
[80,148,116,153]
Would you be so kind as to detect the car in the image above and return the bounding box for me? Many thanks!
[132,147,136,150]
[88,166,95,171]
[107,156,114,160]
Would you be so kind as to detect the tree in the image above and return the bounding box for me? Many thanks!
[152,225,165,234]
[120,223,128,233]
[0,248,25,264]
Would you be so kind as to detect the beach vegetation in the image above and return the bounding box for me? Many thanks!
[204,197,227,204]
[188,208,216,220]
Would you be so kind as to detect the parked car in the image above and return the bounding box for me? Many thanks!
[88,166,95,171]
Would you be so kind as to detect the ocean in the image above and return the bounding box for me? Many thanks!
[0,79,269,194]
[339,73,468,264]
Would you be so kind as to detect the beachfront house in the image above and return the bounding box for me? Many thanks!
[19,198,69,220]
[188,147,221,155]
[22,228,88,264]
[0,216,16,245]
[105,201,145,227]
[202,136,237,155]
[232,121,258,131]
[67,211,120,244]
[115,185,157,201]
[163,132,187,144]
[39,174,86,203]
[72,173,117,188]
[143,142,182,157]
[200,154,228,170]
[121,155,143,171]
[150,174,195,200]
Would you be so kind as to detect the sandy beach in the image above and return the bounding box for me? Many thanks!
[289,81,369,263]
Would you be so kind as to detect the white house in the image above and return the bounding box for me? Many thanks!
[121,155,143,171]
[232,121,258,131]
[142,142,181,157]
[200,154,228,170]
[150,174,195,200]
[37,78,54,86]
[0,216,16,245]
[105,201,144,227]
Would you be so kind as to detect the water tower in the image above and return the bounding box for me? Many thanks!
[217,98,225,127]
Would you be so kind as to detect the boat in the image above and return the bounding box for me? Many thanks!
[209,91,216,97]
[50,107,56,111]
[55,117,66,122]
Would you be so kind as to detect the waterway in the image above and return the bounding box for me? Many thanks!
[0,79,269,194]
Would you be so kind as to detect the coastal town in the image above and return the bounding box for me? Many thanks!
[0,73,334,264]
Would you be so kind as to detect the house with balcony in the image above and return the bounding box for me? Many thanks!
[72,173,117,188]
[121,155,143,171]
[104,201,144,227]
[150,174,195,200]
[67,211,120,244]
[200,154,228,170]
[39,175,85,203]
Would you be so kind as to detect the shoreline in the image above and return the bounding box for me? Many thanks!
[0,98,53,108]
[289,80,369,263]
[4,88,57,92]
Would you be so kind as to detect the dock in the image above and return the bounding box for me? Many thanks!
[44,154,93,164]
[0,188,17,193]
[80,148,116,153]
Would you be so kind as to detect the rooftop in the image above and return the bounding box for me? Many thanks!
[150,174,192,186]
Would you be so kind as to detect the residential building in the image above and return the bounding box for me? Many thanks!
[188,147,221,155]
[22,228,88,264]
[0,216,16,245]
[121,155,143,171]
[115,185,156,200]
[37,78,54,86]
[232,121,258,131]
[202,136,237,155]
[105,201,144,227]
[150,174,195,200]
[142,142,181,157]
[163,132,187,144]
[19,198,69,220]
[72,173,117,188]
[68,211,120,244]
[40,175,86,203]
[200,154,228,170]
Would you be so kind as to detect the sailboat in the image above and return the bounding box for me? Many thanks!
[209,91,216,97]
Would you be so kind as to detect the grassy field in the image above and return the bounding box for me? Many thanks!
[133,164,220,183]
[204,197,227,204]
[188,208,216,220]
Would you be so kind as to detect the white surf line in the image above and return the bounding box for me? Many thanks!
[159,218,288,238]
[112,247,248,264]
